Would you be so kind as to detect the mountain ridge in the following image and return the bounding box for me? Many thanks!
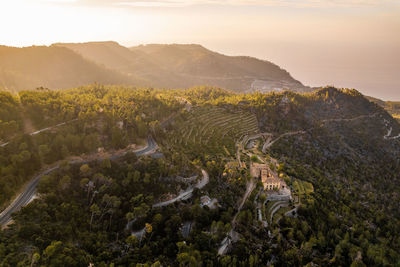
[54,41,311,92]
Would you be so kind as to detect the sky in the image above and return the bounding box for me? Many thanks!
[1,0,399,100]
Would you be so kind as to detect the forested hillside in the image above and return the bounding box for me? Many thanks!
[0,86,399,266]
[0,92,23,140]
[0,86,182,209]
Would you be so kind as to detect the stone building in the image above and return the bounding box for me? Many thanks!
[261,169,283,191]
[250,162,284,191]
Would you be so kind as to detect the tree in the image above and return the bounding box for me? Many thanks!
[80,164,91,176]
[126,212,134,226]
[39,145,50,162]
[102,158,111,169]
[152,213,162,227]
[58,175,71,190]
[83,134,100,152]
[37,175,55,194]
[80,178,89,189]
[111,126,125,148]
[126,235,137,249]
[176,242,202,267]
[133,170,141,183]
[144,173,151,184]
[145,223,152,234]
[61,145,69,158]
[107,196,121,228]
[90,204,100,231]
[30,252,40,267]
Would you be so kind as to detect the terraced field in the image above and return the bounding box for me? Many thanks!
[168,105,259,155]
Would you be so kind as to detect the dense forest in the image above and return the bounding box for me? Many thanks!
[0,86,182,208]
[0,85,399,266]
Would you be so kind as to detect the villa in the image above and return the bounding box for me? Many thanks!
[261,169,283,191]
[250,162,285,191]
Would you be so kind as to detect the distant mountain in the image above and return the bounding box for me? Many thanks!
[366,96,400,122]
[0,45,135,92]
[55,41,310,92]
[130,43,309,92]
[53,41,154,74]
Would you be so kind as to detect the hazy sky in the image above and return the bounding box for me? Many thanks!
[1,0,399,100]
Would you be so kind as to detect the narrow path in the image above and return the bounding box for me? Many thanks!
[233,179,255,226]
[269,202,289,224]
[262,131,306,153]
[0,118,78,148]
[383,118,400,140]
[320,112,379,123]
[218,178,255,255]
[152,169,209,208]
[284,206,298,217]
[260,112,391,153]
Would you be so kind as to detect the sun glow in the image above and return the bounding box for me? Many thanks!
[0,0,157,47]
[1,0,399,99]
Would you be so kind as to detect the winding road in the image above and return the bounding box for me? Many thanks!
[152,169,209,208]
[0,136,158,227]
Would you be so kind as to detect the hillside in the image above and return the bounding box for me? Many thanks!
[1,86,399,266]
[52,41,155,74]
[366,95,400,122]
[0,45,136,92]
[55,41,310,92]
[131,44,309,92]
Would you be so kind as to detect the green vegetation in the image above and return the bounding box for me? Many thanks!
[0,150,202,266]
[272,206,292,224]
[0,86,399,266]
[292,179,314,195]
[0,92,23,141]
[0,85,182,208]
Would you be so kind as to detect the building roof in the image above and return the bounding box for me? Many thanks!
[261,169,281,184]
[200,195,211,204]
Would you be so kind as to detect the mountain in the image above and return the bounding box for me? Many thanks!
[366,96,400,122]
[130,43,309,92]
[0,45,137,92]
[55,41,310,92]
[53,41,154,74]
